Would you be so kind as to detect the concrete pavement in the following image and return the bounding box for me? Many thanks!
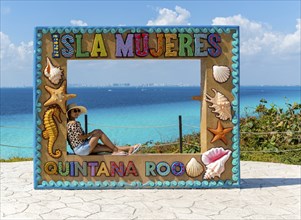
[1,161,300,219]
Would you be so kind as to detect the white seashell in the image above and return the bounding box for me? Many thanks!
[44,57,63,85]
[213,65,231,83]
[201,147,232,179]
[202,147,231,165]
[205,89,232,121]
[186,158,203,178]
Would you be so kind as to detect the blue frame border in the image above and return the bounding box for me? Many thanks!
[33,26,240,189]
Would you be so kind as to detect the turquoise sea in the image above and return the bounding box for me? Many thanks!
[1,86,300,159]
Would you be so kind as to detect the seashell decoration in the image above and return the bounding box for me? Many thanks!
[186,157,203,178]
[212,65,231,83]
[44,57,64,85]
[205,89,232,121]
[201,147,232,179]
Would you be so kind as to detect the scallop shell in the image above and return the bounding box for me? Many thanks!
[44,57,63,85]
[205,89,232,121]
[213,65,231,83]
[201,147,232,179]
[186,158,203,177]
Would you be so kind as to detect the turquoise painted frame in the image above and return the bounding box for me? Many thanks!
[33,26,240,189]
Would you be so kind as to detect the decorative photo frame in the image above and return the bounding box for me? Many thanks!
[33,26,240,189]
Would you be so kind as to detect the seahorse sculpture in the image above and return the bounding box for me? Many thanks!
[42,106,62,158]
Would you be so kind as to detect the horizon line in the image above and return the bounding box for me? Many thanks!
[1,84,301,88]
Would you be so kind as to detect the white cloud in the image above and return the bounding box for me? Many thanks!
[274,18,300,54]
[0,32,33,87]
[147,6,191,26]
[70,19,88,26]
[0,32,33,63]
[212,14,301,56]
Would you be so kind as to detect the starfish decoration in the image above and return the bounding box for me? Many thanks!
[208,120,233,145]
[44,80,76,113]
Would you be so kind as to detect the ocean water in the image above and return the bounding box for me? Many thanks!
[1,86,300,159]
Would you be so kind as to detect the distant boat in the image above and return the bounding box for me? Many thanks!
[108,89,112,92]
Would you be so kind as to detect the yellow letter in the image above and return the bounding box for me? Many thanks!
[165,34,177,57]
[96,162,110,176]
[91,34,108,57]
[44,161,58,175]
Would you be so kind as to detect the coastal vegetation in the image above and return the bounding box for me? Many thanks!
[0,157,33,162]
[239,99,301,165]
[140,99,301,165]
[1,100,300,165]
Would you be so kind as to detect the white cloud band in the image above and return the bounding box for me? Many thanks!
[0,32,33,63]
[212,14,301,56]
[0,32,33,87]
[70,19,88,26]
[147,6,191,26]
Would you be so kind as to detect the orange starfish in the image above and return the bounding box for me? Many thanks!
[208,120,233,145]
[44,80,76,113]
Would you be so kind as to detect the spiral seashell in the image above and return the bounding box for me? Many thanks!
[201,147,232,179]
[212,65,231,83]
[205,89,232,121]
[203,166,222,180]
[44,57,63,85]
[186,158,203,178]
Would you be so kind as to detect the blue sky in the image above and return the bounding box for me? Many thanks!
[1,1,300,87]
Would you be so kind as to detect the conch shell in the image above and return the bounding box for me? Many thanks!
[44,57,63,85]
[205,89,232,121]
[201,147,232,179]
[186,158,203,178]
[213,65,231,83]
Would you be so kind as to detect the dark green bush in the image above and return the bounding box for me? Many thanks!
[141,100,301,165]
[240,99,301,164]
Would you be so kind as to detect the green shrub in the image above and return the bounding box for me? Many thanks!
[0,157,33,162]
[240,99,301,165]
[141,99,301,165]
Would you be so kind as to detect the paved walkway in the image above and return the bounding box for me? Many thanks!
[1,161,300,220]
